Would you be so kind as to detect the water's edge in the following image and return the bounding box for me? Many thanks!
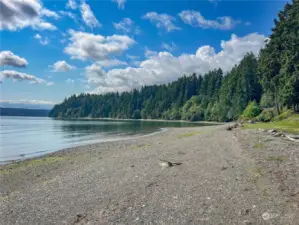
[0,127,168,165]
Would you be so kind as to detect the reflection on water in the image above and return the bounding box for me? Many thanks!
[0,117,215,162]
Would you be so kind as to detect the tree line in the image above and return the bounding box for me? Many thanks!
[49,0,299,122]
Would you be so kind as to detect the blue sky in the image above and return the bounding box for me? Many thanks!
[0,0,287,109]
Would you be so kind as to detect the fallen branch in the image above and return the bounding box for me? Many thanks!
[285,135,299,143]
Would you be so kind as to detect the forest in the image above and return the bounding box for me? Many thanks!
[49,0,299,122]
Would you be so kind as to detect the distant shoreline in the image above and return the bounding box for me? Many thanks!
[52,116,224,125]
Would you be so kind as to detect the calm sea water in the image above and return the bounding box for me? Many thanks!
[0,116,213,162]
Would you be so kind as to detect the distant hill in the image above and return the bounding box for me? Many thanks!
[0,107,50,117]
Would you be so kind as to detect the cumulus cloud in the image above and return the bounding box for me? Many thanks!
[80,1,101,28]
[162,42,177,52]
[51,60,75,72]
[179,10,240,30]
[34,33,49,45]
[142,12,181,32]
[66,0,77,10]
[85,64,106,85]
[0,0,57,31]
[0,51,28,68]
[113,18,141,34]
[85,33,266,93]
[0,70,52,85]
[64,30,135,61]
[112,0,126,10]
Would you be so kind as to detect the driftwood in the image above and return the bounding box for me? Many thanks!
[285,135,299,143]
[159,159,182,167]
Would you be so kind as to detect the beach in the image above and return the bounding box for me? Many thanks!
[1,124,299,225]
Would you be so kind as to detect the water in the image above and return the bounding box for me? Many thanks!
[0,116,214,162]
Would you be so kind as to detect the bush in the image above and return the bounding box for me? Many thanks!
[273,109,294,121]
[240,101,261,120]
[256,108,276,122]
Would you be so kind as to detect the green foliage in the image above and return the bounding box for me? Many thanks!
[244,114,299,134]
[256,108,276,122]
[241,101,261,120]
[132,110,141,119]
[273,109,294,121]
[258,0,299,112]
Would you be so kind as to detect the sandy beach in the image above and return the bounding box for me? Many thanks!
[1,124,299,225]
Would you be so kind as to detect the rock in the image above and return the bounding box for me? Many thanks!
[221,166,228,170]
[258,128,265,132]
[248,120,255,124]
[262,212,279,221]
[226,123,238,131]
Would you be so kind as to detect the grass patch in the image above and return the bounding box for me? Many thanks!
[130,144,152,150]
[0,155,67,175]
[266,155,288,163]
[177,131,200,138]
[253,142,265,150]
[244,114,299,134]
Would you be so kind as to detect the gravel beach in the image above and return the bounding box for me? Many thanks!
[1,125,299,225]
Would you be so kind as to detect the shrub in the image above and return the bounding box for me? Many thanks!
[240,101,261,120]
[256,108,276,122]
[273,109,294,121]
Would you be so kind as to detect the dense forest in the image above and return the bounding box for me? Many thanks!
[1,108,50,117]
[50,0,299,122]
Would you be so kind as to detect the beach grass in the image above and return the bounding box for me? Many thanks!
[244,114,299,134]
[177,131,200,138]
[0,155,67,175]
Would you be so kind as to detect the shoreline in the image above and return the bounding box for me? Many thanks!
[0,127,169,166]
[1,125,298,224]
[50,116,224,124]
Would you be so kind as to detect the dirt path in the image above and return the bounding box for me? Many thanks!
[1,125,298,225]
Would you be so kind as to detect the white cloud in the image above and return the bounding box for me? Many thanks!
[64,30,135,61]
[0,51,28,68]
[80,1,101,28]
[179,10,240,30]
[51,60,75,72]
[96,59,127,68]
[85,33,266,93]
[142,12,181,32]
[144,48,158,58]
[112,0,126,10]
[66,0,77,10]
[59,10,77,20]
[85,64,106,85]
[0,99,57,109]
[0,0,57,31]
[113,18,141,34]
[66,78,75,84]
[34,33,49,45]
[0,70,52,85]
[162,42,177,52]
[126,54,139,60]
[41,8,60,20]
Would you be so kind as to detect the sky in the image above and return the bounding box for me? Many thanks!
[0,0,288,109]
